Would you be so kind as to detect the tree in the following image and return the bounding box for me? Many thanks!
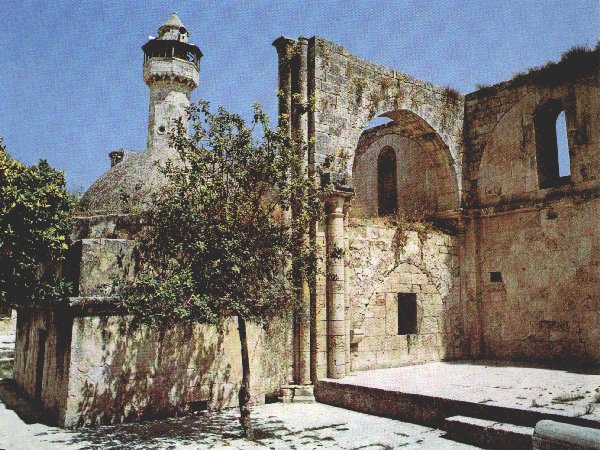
[0,138,74,308]
[119,100,320,439]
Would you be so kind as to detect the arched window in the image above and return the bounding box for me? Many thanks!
[534,99,571,188]
[378,147,397,216]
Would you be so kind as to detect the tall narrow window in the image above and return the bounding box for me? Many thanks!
[556,111,570,177]
[534,99,571,188]
[378,147,397,216]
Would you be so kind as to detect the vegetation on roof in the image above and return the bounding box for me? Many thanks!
[511,41,600,87]
[472,42,599,97]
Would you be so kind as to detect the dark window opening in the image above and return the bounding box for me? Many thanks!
[398,293,417,335]
[378,147,397,216]
[188,400,208,414]
[0,306,10,317]
[534,99,571,188]
[490,271,502,283]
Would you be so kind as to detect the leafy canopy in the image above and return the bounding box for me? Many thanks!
[120,100,321,327]
[0,138,74,307]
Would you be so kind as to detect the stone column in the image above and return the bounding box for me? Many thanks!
[272,37,293,136]
[325,189,353,379]
[273,37,314,401]
[294,37,311,386]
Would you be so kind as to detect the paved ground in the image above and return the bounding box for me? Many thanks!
[332,361,600,423]
[0,395,480,450]
[0,330,481,449]
[2,327,597,449]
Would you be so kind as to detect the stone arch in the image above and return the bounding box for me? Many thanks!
[352,109,461,217]
[346,98,463,211]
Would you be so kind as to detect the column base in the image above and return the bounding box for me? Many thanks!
[279,384,315,403]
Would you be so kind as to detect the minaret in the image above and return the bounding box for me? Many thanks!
[142,13,202,155]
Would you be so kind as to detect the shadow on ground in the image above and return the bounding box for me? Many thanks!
[37,411,344,449]
[0,382,344,450]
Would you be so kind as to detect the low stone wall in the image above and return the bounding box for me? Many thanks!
[13,307,292,427]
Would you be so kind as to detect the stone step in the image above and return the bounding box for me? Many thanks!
[0,357,14,363]
[316,379,600,430]
[445,415,533,450]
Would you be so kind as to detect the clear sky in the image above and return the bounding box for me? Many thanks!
[0,0,597,190]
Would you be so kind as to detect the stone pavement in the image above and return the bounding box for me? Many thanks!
[0,395,480,449]
[326,361,600,423]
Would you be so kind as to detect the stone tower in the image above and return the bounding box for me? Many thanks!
[142,13,202,154]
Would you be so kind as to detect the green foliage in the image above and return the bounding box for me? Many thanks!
[120,100,322,329]
[0,138,74,307]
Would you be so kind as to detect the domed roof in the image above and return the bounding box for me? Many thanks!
[78,150,172,214]
[157,12,187,37]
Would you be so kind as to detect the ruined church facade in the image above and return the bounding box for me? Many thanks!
[13,15,599,427]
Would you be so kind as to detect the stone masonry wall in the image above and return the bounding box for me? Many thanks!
[463,75,599,206]
[13,309,72,425]
[345,218,464,372]
[463,70,600,365]
[475,197,600,364]
[14,235,293,427]
[63,313,291,427]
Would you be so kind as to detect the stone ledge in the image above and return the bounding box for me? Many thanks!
[533,420,600,450]
[445,415,532,449]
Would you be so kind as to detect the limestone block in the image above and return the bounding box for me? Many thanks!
[533,420,600,450]
[71,239,136,297]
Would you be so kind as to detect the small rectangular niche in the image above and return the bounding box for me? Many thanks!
[397,293,417,335]
[187,400,208,414]
[489,272,503,283]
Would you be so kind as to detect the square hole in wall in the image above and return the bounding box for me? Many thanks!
[490,272,503,283]
[188,400,208,414]
[398,293,417,335]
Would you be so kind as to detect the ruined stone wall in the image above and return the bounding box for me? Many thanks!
[463,73,600,365]
[345,218,463,371]
[63,313,291,427]
[308,37,464,203]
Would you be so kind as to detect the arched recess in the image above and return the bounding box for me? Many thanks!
[352,109,461,218]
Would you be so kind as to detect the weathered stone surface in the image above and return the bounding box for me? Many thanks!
[14,309,292,427]
[346,218,462,371]
[533,420,600,450]
[70,239,136,297]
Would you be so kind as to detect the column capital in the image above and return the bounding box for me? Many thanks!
[321,172,354,212]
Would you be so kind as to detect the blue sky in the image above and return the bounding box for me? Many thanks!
[0,0,597,190]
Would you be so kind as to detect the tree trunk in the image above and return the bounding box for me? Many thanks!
[237,314,254,439]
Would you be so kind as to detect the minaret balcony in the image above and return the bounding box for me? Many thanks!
[142,39,202,69]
